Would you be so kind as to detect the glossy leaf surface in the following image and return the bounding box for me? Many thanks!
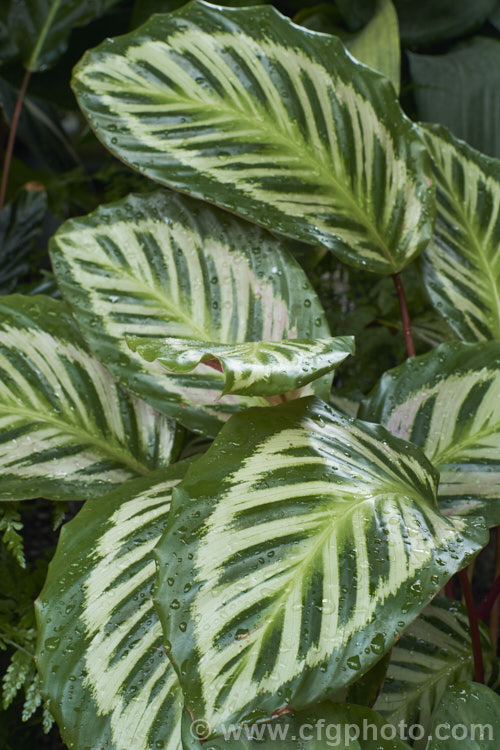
[156,396,486,732]
[72,1,435,274]
[375,596,499,749]
[361,342,500,525]
[0,295,177,500]
[128,335,354,397]
[50,191,330,436]
[35,465,190,750]
[395,0,495,46]
[420,124,500,341]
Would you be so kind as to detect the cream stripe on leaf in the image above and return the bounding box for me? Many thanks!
[155,396,487,735]
[71,0,435,275]
[128,335,354,398]
[420,124,500,341]
[346,0,401,95]
[360,342,500,526]
[50,191,331,436]
[0,295,178,501]
[374,596,499,750]
[35,463,191,750]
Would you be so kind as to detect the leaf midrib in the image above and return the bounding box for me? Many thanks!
[1,403,149,476]
[92,71,395,265]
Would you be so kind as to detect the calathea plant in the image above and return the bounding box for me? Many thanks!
[1,1,500,747]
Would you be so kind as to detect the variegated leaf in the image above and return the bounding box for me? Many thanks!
[0,295,177,501]
[347,0,401,95]
[420,124,500,341]
[183,702,412,748]
[50,191,330,436]
[375,596,499,750]
[72,1,435,274]
[254,0,400,94]
[35,464,191,750]
[127,335,354,398]
[395,0,496,46]
[426,681,500,750]
[155,396,487,734]
[360,342,500,526]
[409,38,500,160]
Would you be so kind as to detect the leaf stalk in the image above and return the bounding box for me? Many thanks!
[392,272,415,357]
[459,568,484,683]
[0,69,32,210]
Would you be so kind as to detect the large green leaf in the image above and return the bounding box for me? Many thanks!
[50,191,331,436]
[35,464,191,750]
[374,596,499,749]
[361,343,500,526]
[183,702,412,748]
[419,124,500,341]
[128,335,354,398]
[72,0,435,275]
[395,1,496,46]
[155,396,486,733]
[426,682,500,749]
[0,295,178,501]
[7,0,122,71]
[409,39,500,160]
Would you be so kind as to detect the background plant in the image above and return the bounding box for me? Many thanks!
[2,1,500,748]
